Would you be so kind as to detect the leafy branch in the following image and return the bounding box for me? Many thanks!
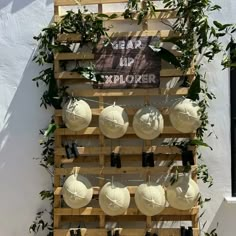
[30,120,56,235]
[123,0,157,24]
[33,8,115,108]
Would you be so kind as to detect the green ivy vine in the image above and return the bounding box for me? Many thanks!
[31,1,235,235]
[29,120,55,235]
[32,8,116,109]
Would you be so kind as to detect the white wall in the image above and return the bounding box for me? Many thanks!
[198,0,236,234]
[0,0,236,235]
[0,1,53,235]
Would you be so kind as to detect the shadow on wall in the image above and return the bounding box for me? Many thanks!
[207,199,236,236]
[0,48,53,235]
[0,0,52,13]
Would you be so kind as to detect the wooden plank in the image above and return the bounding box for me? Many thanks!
[60,215,193,223]
[54,116,62,228]
[141,0,148,31]
[98,96,105,228]
[57,30,180,42]
[55,68,194,80]
[54,52,94,60]
[55,0,129,6]
[54,0,164,6]
[55,133,192,139]
[54,51,182,61]
[59,154,182,164]
[54,165,197,176]
[63,88,189,97]
[161,67,194,77]
[55,11,178,22]
[54,228,199,236]
[55,146,182,156]
[191,209,199,228]
[54,5,60,21]
[54,206,199,216]
[54,126,193,136]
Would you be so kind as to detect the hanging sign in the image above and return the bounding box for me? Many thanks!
[94,36,161,88]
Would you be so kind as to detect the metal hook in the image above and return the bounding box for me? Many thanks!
[111,176,114,189]
[74,166,78,177]
[148,175,151,185]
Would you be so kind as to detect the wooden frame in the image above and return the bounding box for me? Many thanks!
[53,0,199,235]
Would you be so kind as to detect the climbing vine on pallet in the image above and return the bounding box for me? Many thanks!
[30,0,235,235]
[32,9,116,109]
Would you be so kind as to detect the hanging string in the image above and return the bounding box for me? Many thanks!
[66,94,186,109]
[66,169,173,186]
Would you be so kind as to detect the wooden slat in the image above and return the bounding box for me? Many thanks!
[54,206,199,216]
[60,215,194,222]
[55,146,182,156]
[54,0,164,6]
[54,116,62,228]
[59,154,182,164]
[98,96,105,228]
[54,4,60,17]
[55,0,129,6]
[57,30,180,42]
[56,134,192,140]
[54,165,197,175]
[55,11,178,22]
[64,88,189,97]
[55,68,194,80]
[54,51,182,61]
[161,67,194,76]
[55,126,192,136]
[54,52,94,60]
[55,72,84,79]
[54,228,199,236]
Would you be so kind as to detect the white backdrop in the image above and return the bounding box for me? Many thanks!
[0,0,236,235]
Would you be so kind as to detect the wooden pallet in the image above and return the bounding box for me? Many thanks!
[54,228,199,236]
[53,0,199,235]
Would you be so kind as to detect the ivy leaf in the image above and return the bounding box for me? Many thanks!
[148,45,161,52]
[187,76,201,101]
[218,24,232,31]
[75,66,103,82]
[40,163,49,170]
[189,139,212,150]
[80,69,97,82]
[44,123,57,137]
[216,32,226,37]
[205,197,211,202]
[108,13,118,19]
[213,21,232,31]
[226,38,235,51]
[231,28,236,33]
[149,45,181,68]
[137,12,145,25]
[213,21,223,29]
[210,4,221,11]
[97,13,110,18]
